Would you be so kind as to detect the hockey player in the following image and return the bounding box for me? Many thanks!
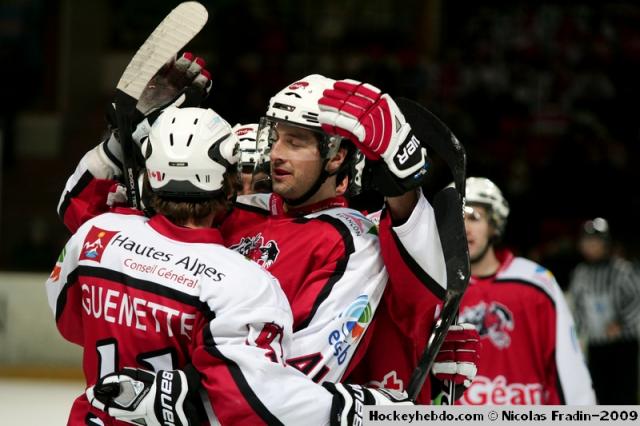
[219,75,478,402]
[47,106,410,426]
[453,177,595,405]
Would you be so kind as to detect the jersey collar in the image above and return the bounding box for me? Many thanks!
[494,248,515,272]
[148,214,225,245]
[470,248,515,283]
[112,207,146,216]
[269,193,348,217]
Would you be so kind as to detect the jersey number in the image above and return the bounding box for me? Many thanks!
[253,322,284,363]
[96,338,177,378]
[287,353,330,383]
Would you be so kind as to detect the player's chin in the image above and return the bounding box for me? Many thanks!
[272,180,296,197]
[467,243,480,260]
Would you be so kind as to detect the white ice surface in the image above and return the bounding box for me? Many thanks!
[0,378,83,425]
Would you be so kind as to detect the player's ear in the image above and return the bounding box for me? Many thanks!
[325,146,347,174]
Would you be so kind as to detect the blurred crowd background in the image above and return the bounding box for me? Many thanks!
[1,0,640,289]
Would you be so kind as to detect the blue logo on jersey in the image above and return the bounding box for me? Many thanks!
[328,295,372,364]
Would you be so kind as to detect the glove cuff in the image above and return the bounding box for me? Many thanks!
[366,156,428,197]
[83,135,123,179]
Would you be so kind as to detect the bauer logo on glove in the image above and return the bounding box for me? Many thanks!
[86,367,198,426]
[393,133,423,170]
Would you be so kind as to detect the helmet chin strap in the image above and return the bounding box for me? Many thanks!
[283,159,337,206]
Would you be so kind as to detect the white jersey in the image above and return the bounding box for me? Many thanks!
[46,209,332,425]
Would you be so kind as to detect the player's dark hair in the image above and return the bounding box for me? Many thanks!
[148,172,235,227]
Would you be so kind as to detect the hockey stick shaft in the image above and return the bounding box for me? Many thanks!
[407,291,464,400]
[396,98,470,402]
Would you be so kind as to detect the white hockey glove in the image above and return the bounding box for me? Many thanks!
[137,51,212,116]
[323,383,413,426]
[86,367,199,426]
[131,52,213,144]
[102,52,213,169]
[318,79,428,195]
[431,323,479,402]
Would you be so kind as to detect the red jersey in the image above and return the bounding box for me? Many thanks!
[220,193,387,384]
[457,249,595,405]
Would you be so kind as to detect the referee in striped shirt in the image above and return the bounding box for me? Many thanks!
[568,218,640,404]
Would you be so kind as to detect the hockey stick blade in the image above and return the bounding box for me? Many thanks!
[396,99,471,401]
[114,1,208,209]
[116,1,208,101]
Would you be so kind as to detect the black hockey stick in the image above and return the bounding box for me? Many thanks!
[114,1,208,209]
[395,98,471,402]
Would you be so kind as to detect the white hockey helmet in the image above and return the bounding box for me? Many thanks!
[465,177,510,236]
[143,106,237,198]
[262,74,342,159]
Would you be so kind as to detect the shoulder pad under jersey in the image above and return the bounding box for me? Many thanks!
[496,257,560,300]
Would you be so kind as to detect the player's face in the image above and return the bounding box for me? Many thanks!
[269,123,324,200]
[464,204,494,262]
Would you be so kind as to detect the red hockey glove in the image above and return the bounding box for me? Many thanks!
[432,323,479,387]
[318,79,428,183]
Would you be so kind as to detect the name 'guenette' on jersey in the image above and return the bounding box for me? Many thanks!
[46,211,333,425]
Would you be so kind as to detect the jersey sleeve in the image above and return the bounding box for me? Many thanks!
[549,275,596,404]
[283,213,387,385]
[377,190,447,339]
[45,225,85,345]
[57,141,121,233]
[190,266,333,425]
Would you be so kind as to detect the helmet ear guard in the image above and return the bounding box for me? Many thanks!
[333,141,364,197]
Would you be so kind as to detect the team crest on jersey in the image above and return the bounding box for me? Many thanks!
[79,226,119,263]
[459,301,515,349]
[229,233,280,268]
